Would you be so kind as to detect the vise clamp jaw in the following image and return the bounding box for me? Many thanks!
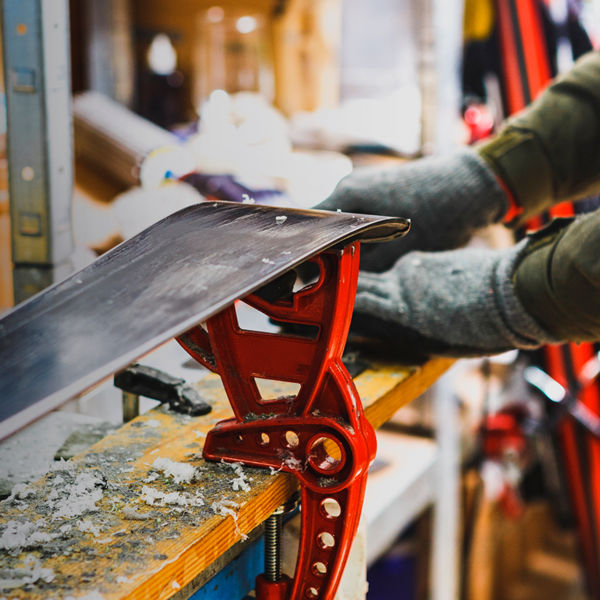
[177,241,376,600]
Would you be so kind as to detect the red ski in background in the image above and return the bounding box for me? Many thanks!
[463,0,600,598]
[463,0,600,595]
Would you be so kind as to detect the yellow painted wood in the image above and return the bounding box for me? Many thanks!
[359,358,454,430]
[0,359,452,599]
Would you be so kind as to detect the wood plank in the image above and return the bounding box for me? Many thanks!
[0,358,452,599]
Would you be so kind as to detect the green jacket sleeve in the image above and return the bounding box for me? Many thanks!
[478,50,600,227]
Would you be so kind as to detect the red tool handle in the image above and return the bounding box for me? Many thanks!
[177,242,376,600]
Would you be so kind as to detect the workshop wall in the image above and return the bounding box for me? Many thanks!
[0,27,10,313]
[130,0,342,119]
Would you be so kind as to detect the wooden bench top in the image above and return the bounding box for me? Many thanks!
[0,358,453,600]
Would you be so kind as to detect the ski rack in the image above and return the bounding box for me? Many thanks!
[177,240,375,600]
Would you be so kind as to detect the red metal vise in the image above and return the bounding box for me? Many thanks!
[177,241,376,600]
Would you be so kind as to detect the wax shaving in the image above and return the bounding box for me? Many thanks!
[279,453,304,472]
[6,484,34,502]
[151,457,198,484]
[226,462,252,492]
[0,520,56,552]
[49,459,77,473]
[210,500,247,540]
[0,555,54,590]
[139,486,204,508]
[52,472,105,520]
[77,520,101,537]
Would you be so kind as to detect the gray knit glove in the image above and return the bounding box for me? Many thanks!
[315,149,508,272]
[350,242,560,361]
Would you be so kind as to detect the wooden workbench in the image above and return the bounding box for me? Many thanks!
[0,357,452,600]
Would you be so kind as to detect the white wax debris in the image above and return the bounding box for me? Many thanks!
[281,455,304,471]
[139,486,204,508]
[226,462,252,492]
[49,459,77,473]
[0,555,55,590]
[52,472,105,520]
[0,521,58,551]
[210,499,247,540]
[275,215,287,224]
[151,457,197,484]
[6,484,34,502]
[77,520,101,537]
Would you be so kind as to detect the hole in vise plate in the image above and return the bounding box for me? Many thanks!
[307,435,345,475]
[254,377,301,403]
[317,532,335,550]
[284,430,300,448]
[320,498,341,519]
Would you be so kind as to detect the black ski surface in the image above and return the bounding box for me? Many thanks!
[0,201,409,438]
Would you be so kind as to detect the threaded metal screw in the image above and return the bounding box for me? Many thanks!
[264,506,284,581]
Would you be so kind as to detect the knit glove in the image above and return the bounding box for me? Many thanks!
[478,50,600,227]
[315,149,508,272]
[349,242,560,361]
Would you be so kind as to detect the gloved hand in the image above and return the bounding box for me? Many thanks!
[350,207,600,361]
[514,209,600,342]
[478,50,600,227]
[349,242,559,361]
[315,149,508,272]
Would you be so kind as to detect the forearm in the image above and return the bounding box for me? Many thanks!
[350,208,600,360]
[351,242,559,361]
